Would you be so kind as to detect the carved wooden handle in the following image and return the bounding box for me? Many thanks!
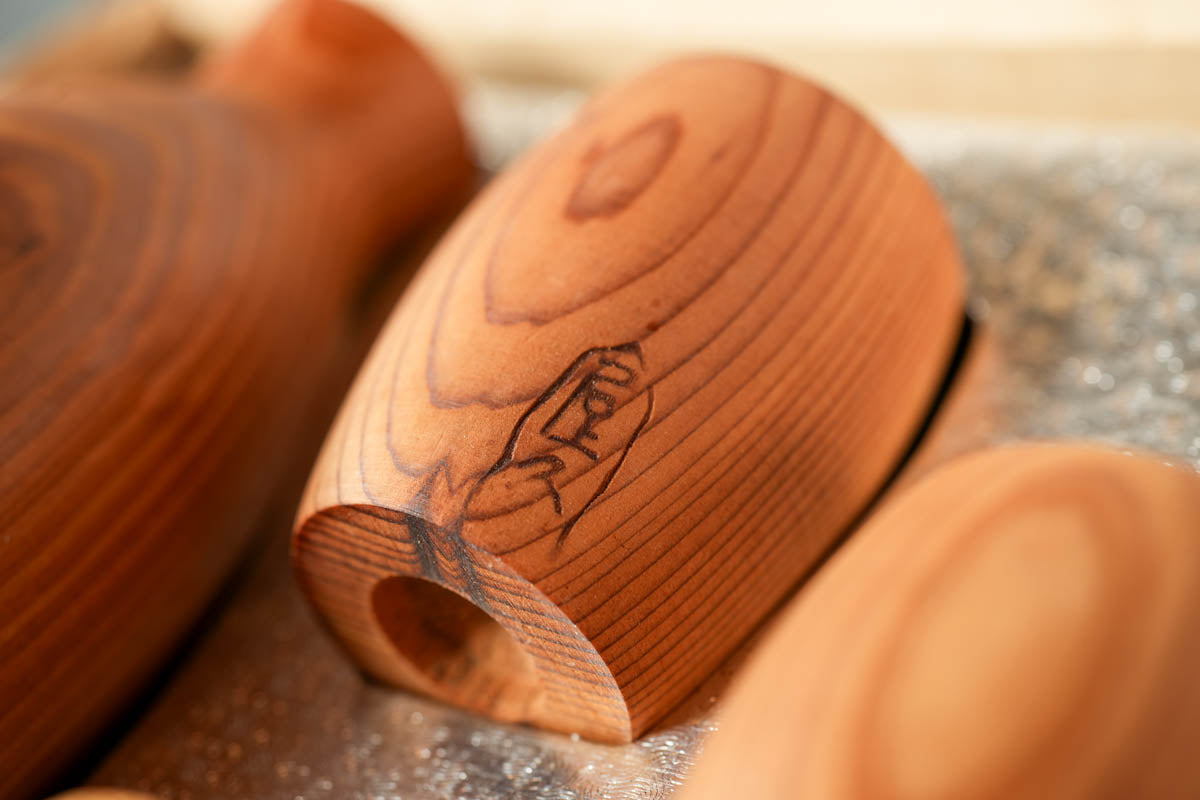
[682,444,1200,799]
[294,57,964,742]
[0,1,469,797]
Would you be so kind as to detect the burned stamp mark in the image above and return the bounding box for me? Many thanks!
[465,342,654,548]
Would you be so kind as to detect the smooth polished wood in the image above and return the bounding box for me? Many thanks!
[682,444,1200,800]
[0,1,470,797]
[294,56,964,742]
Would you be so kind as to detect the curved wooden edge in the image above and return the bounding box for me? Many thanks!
[196,0,473,249]
[293,505,633,742]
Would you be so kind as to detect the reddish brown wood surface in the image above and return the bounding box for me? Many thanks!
[683,444,1200,799]
[294,56,964,742]
[0,2,469,797]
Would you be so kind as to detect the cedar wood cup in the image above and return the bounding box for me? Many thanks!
[293,56,964,742]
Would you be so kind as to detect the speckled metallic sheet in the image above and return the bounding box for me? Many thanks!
[90,84,1200,799]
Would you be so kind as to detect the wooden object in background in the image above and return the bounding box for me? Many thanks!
[0,1,470,797]
[294,56,964,743]
[682,444,1200,799]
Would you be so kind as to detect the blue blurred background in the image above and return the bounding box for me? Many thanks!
[1,0,83,52]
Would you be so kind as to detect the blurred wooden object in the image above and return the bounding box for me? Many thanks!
[0,0,470,796]
[682,444,1200,799]
[294,55,963,742]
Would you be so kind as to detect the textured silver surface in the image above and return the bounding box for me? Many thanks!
[90,85,1200,799]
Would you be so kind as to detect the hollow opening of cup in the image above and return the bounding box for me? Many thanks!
[370,575,546,723]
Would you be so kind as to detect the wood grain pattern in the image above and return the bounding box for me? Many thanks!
[682,444,1200,799]
[0,2,469,797]
[294,56,964,742]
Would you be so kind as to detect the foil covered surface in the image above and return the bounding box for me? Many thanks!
[91,84,1200,799]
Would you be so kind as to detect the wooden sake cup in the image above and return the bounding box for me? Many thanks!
[293,56,964,742]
